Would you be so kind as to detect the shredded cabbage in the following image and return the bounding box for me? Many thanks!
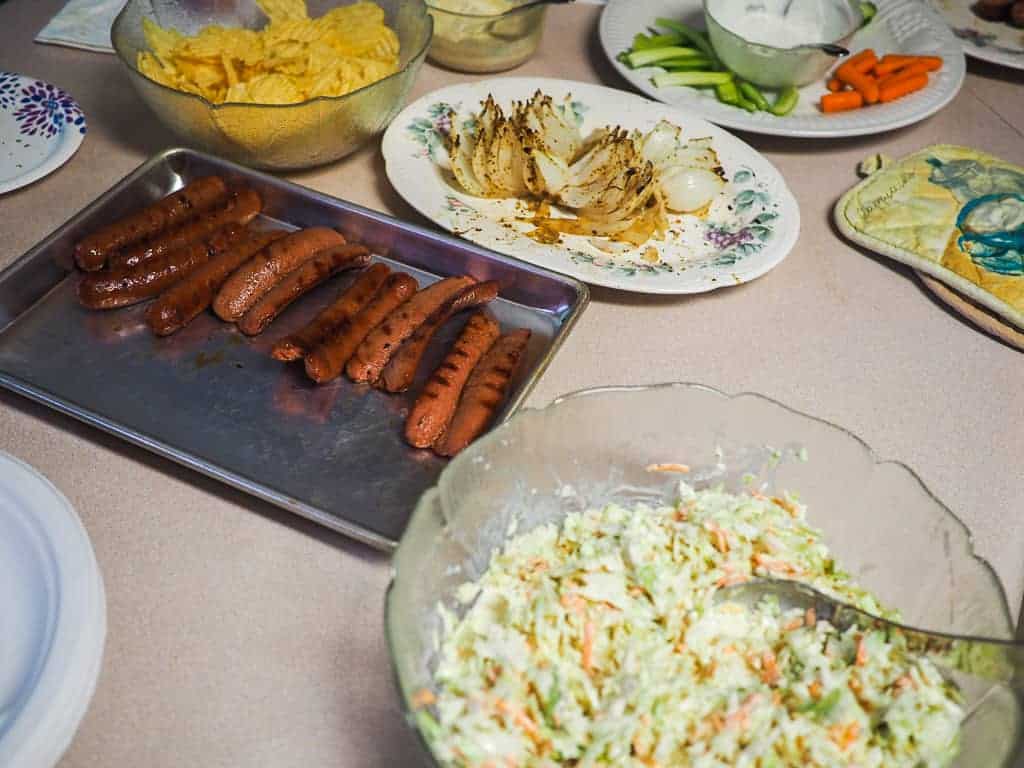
[420,484,964,767]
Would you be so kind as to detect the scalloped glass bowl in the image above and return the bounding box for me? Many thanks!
[386,383,1022,767]
[111,0,432,171]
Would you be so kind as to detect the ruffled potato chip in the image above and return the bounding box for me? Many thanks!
[136,0,399,105]
[246,74,303,104]
[258,0,310,22]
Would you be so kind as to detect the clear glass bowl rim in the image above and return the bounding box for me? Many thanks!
[110,0,434,111]
[384,380,1015,766]
[702,0,862,54]
[425,0,544,20]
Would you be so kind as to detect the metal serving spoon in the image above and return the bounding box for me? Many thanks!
[716,578,1024,689]
[797,42,849,56]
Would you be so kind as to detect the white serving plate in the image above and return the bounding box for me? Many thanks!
[599,0,966,138]
[0,451,106,768]
[382,78,799,294]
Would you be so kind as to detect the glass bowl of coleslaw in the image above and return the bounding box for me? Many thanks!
[386,383,1021,767]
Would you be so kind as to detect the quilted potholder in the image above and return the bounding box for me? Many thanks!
[834,144,1024,331]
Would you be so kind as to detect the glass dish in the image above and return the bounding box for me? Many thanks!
[704,0,863,88]
[425,0,546,73]
[386,382,1022,767]
[111,0,433,171]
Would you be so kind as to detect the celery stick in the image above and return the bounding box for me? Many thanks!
[663,64,715,73]
[626,46,701,68]
[661,58,714,72]
[652,70,733,88]
[769,86,799,116]
[738,81,770,111]
[714,81,740,105]
[653,18,720,66]
[632,32,683,50]
[736,96,758,112]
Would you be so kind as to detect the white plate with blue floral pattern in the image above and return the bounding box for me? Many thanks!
[0,72,87,195]
[382,78,799,294]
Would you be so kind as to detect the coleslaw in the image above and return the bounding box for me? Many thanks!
[418,482,963,767]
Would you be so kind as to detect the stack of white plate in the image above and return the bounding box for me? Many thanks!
[0,451,105,768]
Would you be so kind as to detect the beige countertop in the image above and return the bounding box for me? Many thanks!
[1,2,1022,765]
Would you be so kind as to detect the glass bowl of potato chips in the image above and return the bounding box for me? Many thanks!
[112,0,433,170]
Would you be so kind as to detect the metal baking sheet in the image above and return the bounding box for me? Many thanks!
[0,148,588,549]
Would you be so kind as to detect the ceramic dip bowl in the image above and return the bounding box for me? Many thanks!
[703,0,864,88]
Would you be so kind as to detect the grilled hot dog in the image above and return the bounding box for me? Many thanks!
[404,312,501,449]
[345,275,476,383]
[304,272,418,384]
[377,280,499,393]
[108,187,262,271]
[236,244,371,336]
[78,224,251,310]
[433,328,531,457]
[270,262,391,362]
[213,227,346,322]
[74,175,229,271]
[144,229,287,336]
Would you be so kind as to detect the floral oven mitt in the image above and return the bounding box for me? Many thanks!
[834,144,1024,331]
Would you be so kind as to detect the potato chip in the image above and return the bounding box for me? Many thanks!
[221,54,240,87]
[136,0,399,105]
[141,18,185,63]
[176,58,227,89]
[258,0,310,22]
[247,74,303,104]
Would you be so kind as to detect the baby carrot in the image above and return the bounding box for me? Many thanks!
[836,68,879,103]
[874,54,942,76]
[853,55,878,74]
[821,90,864,112]
[827,77,844,92]
[879,72,928,102]
[873,54,914,76]
[878,62,930,87]
[838,48,877,77]
[914,55,943,71]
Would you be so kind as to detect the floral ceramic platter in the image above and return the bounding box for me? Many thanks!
[930,0,1024,70]
[600,0,966,138]
[382,78,799,294]
[0,72,87,195]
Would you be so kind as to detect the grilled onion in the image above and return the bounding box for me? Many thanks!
[446,93,726,245]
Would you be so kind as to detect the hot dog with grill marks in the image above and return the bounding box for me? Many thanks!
[78,224,251,310]
[404,312,501,449]
[345,275,476,383]
[270,262,391,362]
[304,272,418,384]
[145,229,287,336]
[377,280,499,393]
[433,328,531,457]
[236,245,371,336]
[108,187,262,270]
[74,176,229,271]
[213,227,346,322]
